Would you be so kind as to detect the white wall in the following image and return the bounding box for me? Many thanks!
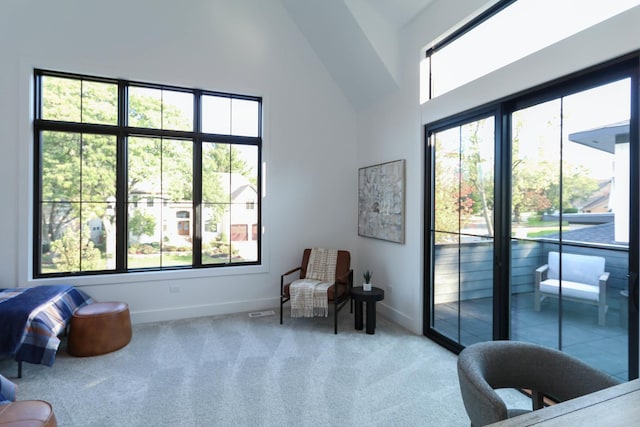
[354,0,489,334]
[0,0,358,323]
[357,0,640,334]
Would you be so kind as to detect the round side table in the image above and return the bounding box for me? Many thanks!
[350,286,384,334]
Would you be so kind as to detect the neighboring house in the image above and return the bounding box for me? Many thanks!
[89,172,258,259]
[204,173,259,261]
[580,179,612,213]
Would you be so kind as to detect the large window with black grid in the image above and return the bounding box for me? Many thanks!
[33,69,262,277]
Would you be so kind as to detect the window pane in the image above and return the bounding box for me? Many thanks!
[41,131,81,202]
[202,203,231,264]
[128,86,162,128]
[82,80,118,125]
[41,76,81,122]
[434,127,462,234]
[127,137,193,268]
[39,131,117,275]
[432,232,460,337]
[510,79,631,380]
[40,202,73,273]
[128,136,162,268]
[427,0,640,99]
[40,203,105,274]
[163,139,193,203]
[201,143,258,264]
[202,143,231,203]
[82,202,112,271]
[128,137,162,200]
[202,95,231,134]
[163,203,192,267]
[461,118,494,238]
[511,99,561,235]
[230,145,258,263]
[81,134,117,202]
[230,203,258,263]
[162,90,193,131]
[162,139,193,266]
[431,116,495,347]
[231,98,259,137]
[127,205,161,268]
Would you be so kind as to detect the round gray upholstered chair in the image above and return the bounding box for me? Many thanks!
[457,341,619,427]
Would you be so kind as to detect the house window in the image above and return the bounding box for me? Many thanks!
[34,69,262,277]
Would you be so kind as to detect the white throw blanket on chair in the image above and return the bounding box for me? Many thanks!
[290,248,337,318]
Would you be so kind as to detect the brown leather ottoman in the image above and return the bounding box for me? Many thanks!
[68,302,132,357]
[0,400,57,427]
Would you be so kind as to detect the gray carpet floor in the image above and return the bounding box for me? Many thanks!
[1,308,472,426]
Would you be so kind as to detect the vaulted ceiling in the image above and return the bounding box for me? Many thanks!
[281,0,434,110]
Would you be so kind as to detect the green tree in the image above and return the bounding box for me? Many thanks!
[128,211,157,243]
[50,225,102,272]
[511,119,598,221]
[461,119,494,236]
[434,135,475,243]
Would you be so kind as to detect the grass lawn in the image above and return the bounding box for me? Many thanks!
[42,252,238,273]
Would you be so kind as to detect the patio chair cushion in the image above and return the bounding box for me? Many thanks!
[539,279,600,302]
[547,251,604,286]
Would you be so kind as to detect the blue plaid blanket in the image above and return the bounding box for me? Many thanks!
[0,285,93,367]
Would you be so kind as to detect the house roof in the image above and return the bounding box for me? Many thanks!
[568,121,629,154]
[130,172,256,202]
[546,222,618,246]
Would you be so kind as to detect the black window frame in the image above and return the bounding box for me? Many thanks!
[33,69,262,278]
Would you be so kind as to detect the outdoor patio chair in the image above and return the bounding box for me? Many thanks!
[535,251,609,325]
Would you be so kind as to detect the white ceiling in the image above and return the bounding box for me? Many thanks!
[367,0,435,29]
[282,0,435,110]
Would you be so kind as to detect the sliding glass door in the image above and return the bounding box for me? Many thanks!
[430,116,495,347]
[426,62,638,380]
[510,79,631,381]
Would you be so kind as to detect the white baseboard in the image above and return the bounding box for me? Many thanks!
[377,302,420,334]
[130,297,280,324]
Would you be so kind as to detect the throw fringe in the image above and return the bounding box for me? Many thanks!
[290,279,331,318]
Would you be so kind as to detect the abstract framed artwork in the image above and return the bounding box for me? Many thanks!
[358,159,405,243]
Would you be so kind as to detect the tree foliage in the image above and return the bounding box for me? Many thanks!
[50,225,101,272]
[128,211,157,243]
[434,116,600,243]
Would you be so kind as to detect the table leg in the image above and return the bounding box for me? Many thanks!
[354,300,363,330]
[366,301,377,334]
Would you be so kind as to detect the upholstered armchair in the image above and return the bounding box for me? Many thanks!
[280,248,353,334]
[457,341,618,426]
